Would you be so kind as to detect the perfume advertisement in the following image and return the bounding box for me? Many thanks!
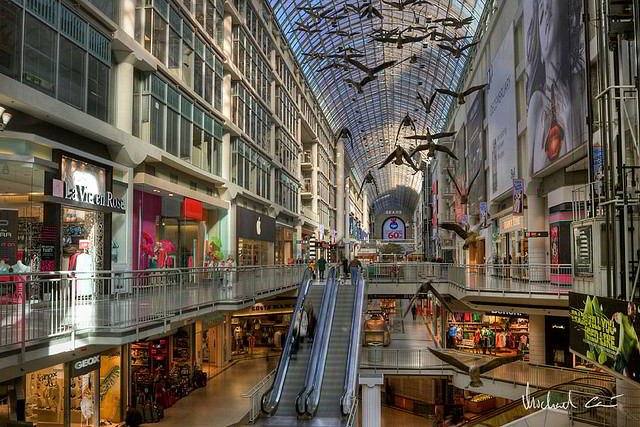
[524,0,587,175]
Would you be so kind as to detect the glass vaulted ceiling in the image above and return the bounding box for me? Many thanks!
[269,0,487,214]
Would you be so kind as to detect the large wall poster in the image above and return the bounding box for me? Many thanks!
[488,25,517,200]
[570,293,640,383]
[467,90,485,215]
[453,125,466,224]
[524,0,587,175]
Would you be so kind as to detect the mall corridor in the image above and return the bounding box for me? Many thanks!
[142,356,279,427]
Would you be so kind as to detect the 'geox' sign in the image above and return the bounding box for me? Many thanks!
[65,183,125,210]
[72,355,100,377]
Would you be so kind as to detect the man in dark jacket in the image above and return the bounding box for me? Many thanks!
[317,256,327,280]
[125,406,143,427]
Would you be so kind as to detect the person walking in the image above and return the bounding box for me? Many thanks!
[411,304,417,321]
[308,259,316,280]
[349,258,362,286]
[342,258,349,278]
[125,406,143,427]
[317,256,327,281]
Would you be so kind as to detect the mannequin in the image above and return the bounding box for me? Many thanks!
[13,260,31,274]
[75,249,95,297]
[0,260,9,272]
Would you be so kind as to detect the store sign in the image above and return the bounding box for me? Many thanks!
[382,216,405,240]
[183,198,203,220]
[489,311,523,317]
[570,292,640,383]
[61,179,125,210]
[236,206,275,242]
[59,156,125,210]
[525,231,548,238]
[0,210,18,264]
[72,354,100,377]
[500,215,522,232]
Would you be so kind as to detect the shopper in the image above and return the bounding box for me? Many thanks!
[308,259,316,280]
[317,256,327,281]
[342,258,349,278]
[125,406,143,427]
[411,305,417,321]
[291,309,302,359]
[349,258,362,286]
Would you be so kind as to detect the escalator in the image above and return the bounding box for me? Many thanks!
[273,284,324,417]
[260,267,366,423]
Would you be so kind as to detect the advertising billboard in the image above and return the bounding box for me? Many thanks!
[453,125,466,224]
[467,91,485,215]
[382,216,406,240]
[488,25,517,200]
[570,293,640,383]
[524,0,587,175]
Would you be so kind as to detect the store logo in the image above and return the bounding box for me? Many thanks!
[552,324,565,329]
[65,183,125,210]
[0,219,10,238]
[74,355,100,370]
[256,217,261,236]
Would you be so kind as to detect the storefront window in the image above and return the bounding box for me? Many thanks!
[26,365,65,426]
[237,238,269,266]
[0,159,49,273]
[99,349,122,426]
[275,226,293,264]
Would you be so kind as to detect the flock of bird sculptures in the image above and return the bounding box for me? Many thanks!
[294,2,487,249]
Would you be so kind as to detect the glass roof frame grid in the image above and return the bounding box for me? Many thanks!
[269,0,487,213]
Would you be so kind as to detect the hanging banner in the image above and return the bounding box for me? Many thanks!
[454,126,467,224]
[479,203,488,228]
[512,179,525,215]
[467,90,485,214]
[570,293,640,383]
[524,0,587,175]
[592,146,604,197]
[488,25,517,200]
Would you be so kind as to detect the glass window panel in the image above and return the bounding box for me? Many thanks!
[87,56,109,121]
[169,28,180,68]
[23,15,57,97]
[58,37,85,110]
[0,0,22,79]
[152,11,167,63]
[166,108,180,156]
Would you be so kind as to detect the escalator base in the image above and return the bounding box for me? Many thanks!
[254,416,347,426]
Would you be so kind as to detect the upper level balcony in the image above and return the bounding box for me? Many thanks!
[0,265,306,369]
[301,178,313,198]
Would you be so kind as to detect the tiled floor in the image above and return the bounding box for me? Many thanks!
[382,406,434,427]
[143,355,279,427]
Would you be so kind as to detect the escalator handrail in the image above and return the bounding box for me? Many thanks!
[261,268,313,415]
[304,268,339,417]
[340,270,366,416]
[295,267,337,416]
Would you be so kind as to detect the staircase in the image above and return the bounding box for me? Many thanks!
[275,285,324,417]
[315,285,357,418]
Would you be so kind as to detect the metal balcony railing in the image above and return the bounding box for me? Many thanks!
[361,262,573,294]
[360,348,614,391]
[0,265,306,353]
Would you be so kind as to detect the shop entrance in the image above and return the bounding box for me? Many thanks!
[62,207,103,273]
[155,218,203,268]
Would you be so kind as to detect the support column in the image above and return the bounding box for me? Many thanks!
[336,140,345,243]
[360,374,384,427]
[440,305,446,348]
[528,314,545,364]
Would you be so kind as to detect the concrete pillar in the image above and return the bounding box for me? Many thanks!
[113,58,135,134]
[526,193,547,265]
[336,140,345,242]
[120,0,136,37]
[311,142,318,215]
[616,378,640,426]
[528,314,545,364]
[360,374,384,427]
